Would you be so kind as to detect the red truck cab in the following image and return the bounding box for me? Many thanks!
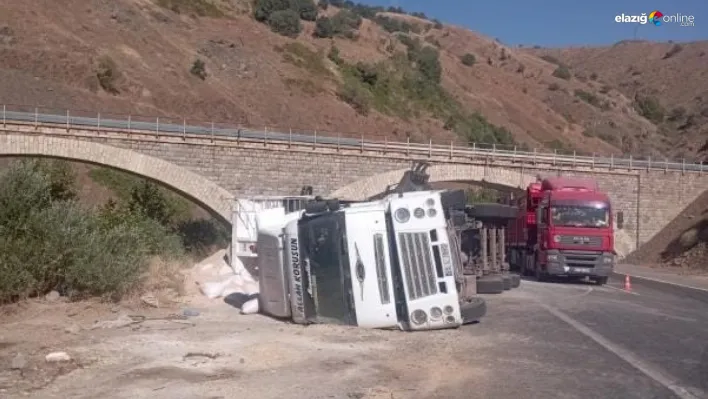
[508,177,615,285]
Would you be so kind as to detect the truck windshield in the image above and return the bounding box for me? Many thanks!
[550,204,610,228]
[301,214,356,325]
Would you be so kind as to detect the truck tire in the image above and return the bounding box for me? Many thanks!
[477,276,505,294]
[507,273,521,288]
[460,297,487,324]
[501,274,512,290]
[594,276,608,286]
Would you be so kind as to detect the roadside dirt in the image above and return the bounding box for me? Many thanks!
[0,292,486,399]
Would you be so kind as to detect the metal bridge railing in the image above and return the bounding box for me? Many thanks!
[1,103,705,173]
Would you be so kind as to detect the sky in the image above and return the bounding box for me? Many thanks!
[363,0,707,47]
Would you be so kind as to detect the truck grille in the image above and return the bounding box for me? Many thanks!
[398,232,437,299]
[558,235,602,247]
[562,251,601,267]
[373,233,391,304]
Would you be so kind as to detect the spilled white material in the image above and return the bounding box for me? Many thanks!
[192,249,260,313]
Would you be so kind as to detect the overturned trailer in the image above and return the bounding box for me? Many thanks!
[232,186,487,332]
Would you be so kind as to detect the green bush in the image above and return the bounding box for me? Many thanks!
[0,161,184,302]
[293,0,318,21]
[634,95,665,124]
[268,9,302,37]
[552,65,572,80]
[254,0,292,21]
[157,0,225,17]
[190,59,207,80]
[460,53,476,67]
[314,16,335,38]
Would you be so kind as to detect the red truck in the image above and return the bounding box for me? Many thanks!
[506,176,615,285]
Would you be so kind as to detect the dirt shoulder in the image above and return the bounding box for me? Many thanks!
[0,293,486,399]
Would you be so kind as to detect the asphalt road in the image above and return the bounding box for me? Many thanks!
[429,276,708,399]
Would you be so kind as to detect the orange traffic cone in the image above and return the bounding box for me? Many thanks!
[624,275,632,292]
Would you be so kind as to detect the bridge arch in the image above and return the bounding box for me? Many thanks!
[0,134,234,223]
[330,163,539,200]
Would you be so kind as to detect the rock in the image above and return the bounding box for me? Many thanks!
[65,323,82,334]
[140,293,159,308]
[45,351,71,363]
[11,353,27,370]
[45,290,60,302]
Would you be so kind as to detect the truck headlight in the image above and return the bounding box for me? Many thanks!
[430,307,443,320]
[427,208,437,217]
[553,235,561,243]
[443,305,454,315]
[414,207,425,218]
[411,309,427,325]
[548,254,559,262]
[426,198,435,207]
[394,208,410,223]
[603,256,614,264]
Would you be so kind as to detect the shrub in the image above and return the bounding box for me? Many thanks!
[294,0,318,21]
[156,0,225,17]
[254,0,291,21]
[548,82,560,91]
[460,53,476,66]
[432,19,443,29]
[268,9,302,37]
[327,45,343,65]
[552,65,571,80]
[374,15,412,33]
[190,59,207,80]
[0,161,184,302]
[314,16,334,38]
[411,46,442,84]
[634,95,665,124]
[338,79,371,115]
[574,89,602,107]
[317,0,328,9]
[663,44,683,59]
[589,72,598,80]
[96,56,119,94]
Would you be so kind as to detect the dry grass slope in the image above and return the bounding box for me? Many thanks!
[0,0,704,159]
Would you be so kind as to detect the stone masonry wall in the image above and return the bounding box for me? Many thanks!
[5,128,708,257]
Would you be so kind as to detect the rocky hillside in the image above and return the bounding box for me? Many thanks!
[526,41,708,161]
[0,0,706,158]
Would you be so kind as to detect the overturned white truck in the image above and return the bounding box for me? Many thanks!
[233,189,486,331]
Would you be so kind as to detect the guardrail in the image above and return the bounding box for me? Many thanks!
[1,104,705,173]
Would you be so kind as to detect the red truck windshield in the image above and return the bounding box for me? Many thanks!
[550,204,610,228]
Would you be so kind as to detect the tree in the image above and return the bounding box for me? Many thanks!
[268,9,302,37]
[128,181,175,227]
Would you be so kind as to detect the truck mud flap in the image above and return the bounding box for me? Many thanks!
[460,297,487,324]
[477,275,505,294]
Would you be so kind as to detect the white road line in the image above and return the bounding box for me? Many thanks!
[622,274,708,293]
[540,302,703,399]
[603,284,640,296]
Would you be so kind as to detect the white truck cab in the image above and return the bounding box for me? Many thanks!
[235,190,485,331]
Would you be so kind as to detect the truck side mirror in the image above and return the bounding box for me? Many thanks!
[616,211,624,230]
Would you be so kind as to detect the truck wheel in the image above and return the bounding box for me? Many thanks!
[595,276,608,286]
[501,275,512,290]
[476,276,504,294]
[460,297,487,324]
[510,273,521,288]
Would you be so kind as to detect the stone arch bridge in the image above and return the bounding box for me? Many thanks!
[2,118,708,255]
